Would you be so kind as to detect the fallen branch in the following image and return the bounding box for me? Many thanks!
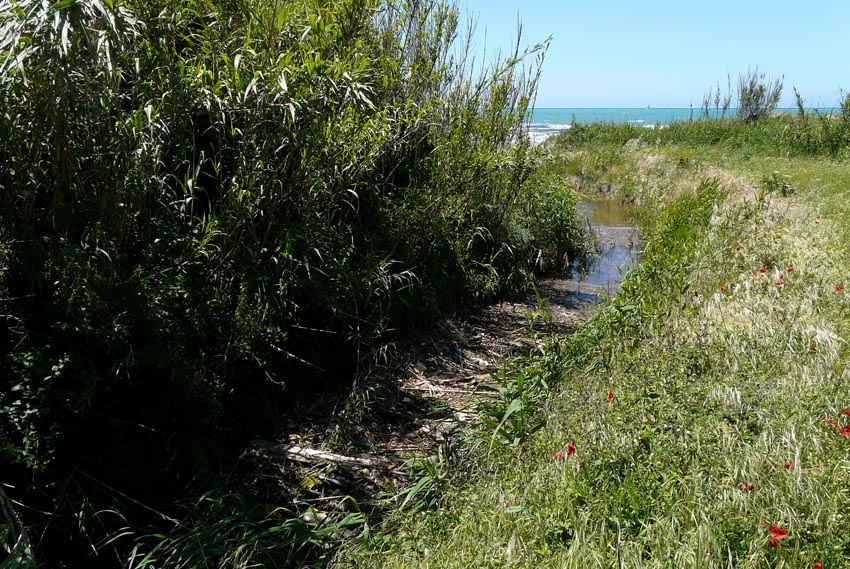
[283,446,382,469]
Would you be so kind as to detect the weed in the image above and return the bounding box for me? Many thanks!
[760,172,796,197]
[478,363,547,449]
[396,456,447,513]
[104,492,367,568]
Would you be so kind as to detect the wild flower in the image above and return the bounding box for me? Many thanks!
[784,460,792,470]
[739,481,755,492]
[842,426,850,438]
[607,391,614,402]
[844,410,850,417]
[759,268,767,274]
[554,451,564,461]
[837,286,844,292]
[810,345,818,353]
[787,267,795,272]
[776,280,784,287]
[826,418,835,426]
[814,562,824,569]
[567,443,576,456]
[719,285,727,291]
[768,524,787,548]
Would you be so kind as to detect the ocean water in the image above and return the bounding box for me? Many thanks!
[527,107,831,144]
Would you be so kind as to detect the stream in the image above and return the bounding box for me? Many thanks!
[253,199,644,513]
[535,198,640,316]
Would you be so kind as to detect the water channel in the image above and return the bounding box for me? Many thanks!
[535,199,641,317]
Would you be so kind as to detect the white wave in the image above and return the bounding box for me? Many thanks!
[529,123,574,130]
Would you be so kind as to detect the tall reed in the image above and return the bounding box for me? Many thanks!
[0,0,582,564]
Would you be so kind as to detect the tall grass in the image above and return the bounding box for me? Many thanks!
[345,136,850,568]
[0,0,586,564]
[555,108,850,158]
[555,72,850,159]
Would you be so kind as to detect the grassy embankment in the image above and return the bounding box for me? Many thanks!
[345,116,850,567]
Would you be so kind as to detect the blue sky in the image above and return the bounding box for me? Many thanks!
[458,0,850,108]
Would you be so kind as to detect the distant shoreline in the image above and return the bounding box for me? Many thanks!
[528,107,838,143]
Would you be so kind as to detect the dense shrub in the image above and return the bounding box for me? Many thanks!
[0,0,579,563]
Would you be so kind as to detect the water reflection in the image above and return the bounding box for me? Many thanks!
[567,200,640,299]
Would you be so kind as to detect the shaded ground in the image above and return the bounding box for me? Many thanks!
[237,204,640,518]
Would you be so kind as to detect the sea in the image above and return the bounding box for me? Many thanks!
[527,107,832,144]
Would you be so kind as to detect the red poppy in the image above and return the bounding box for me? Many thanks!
[841,426,850,438]
[837,286,845,292]
[608,391,614,402]
[554,450,564,461]
[768,538,778,548]
[814,563,824,569]
[784,460,792,470]
[844,410,850,417]
[776,281,784,287]
[719,285,727,291]
[769,525,787,540]
[787,267,795,273]
[759,268,767,274]
[826,418,835,426]
[739,481,755,492]
[811,345,818,353]
[567,443,576,456]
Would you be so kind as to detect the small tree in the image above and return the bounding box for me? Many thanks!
[737,69,783,123]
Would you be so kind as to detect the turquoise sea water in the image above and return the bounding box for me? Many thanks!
[528,107,834,143]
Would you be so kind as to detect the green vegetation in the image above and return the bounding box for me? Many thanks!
[0,0,589,565]
[557,73,850,159]
[344,106,850,566]
[3,4,849,564]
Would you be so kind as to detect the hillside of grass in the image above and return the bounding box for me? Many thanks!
[344,120,850,568]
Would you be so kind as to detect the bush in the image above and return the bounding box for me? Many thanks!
[737,68,783,123]
[0,0,575,563]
